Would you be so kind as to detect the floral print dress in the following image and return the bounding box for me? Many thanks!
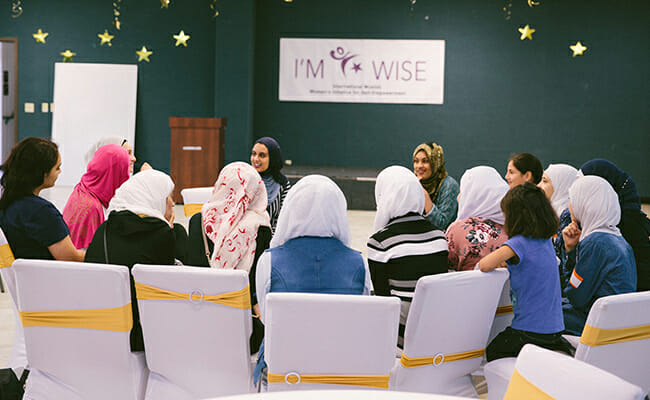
[445,217,508,271]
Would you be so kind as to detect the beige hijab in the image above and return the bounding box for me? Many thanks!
[413,142,448,202]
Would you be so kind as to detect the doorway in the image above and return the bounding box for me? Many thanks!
[0,38,18,163]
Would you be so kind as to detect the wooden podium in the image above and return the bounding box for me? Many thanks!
[169,117,226,203]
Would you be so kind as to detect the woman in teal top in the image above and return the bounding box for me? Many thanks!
[412,142,459,231]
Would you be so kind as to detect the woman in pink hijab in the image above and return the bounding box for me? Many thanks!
[63,144,130,249]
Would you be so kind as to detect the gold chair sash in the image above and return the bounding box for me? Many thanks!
[267,372,390,389]
[400,348,485,368]
[0,243,15,269]
[20,303,132,332]
[504,368,555,400]
[496,304,513,315]
[134,281,251,310]
[580,323,650,347]
[183,204,203,217]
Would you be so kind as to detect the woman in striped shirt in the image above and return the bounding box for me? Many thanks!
[250,137,291,234]
[368,165,448,348]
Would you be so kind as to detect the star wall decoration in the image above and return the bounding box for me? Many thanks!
[136,46,153,62]
[60,50,76,62]
[161,0,170,8]
[98,30,114,46]
[173,30,190,47]
[518,24,535,40]
[570,41,587,57]
[33,29,48,44]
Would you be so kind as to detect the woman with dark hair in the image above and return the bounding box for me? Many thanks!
[505,153,543,188]
[63,144,131,249]
[478,183,570,361]
[579,159,650,292]
[0,137,85,261]
[412,142,459,231]
[250,137,291,233]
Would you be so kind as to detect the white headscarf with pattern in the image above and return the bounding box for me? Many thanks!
[201,162,270,271]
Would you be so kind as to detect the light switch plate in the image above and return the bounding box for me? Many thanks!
[50,103,54,112]
[41,102,49,113]
[24,102,35,113]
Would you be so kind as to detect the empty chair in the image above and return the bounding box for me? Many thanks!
[132,264,254,399]
[180,187,213,217]
[14,259,148,400]
[265,292,400,392]
[485,291,650,399]
[502,344,645,400]
[390,269,509,397]
[487,279,513,344]
[0,227,27,378]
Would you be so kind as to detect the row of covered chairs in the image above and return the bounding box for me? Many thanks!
[2,257,648,398]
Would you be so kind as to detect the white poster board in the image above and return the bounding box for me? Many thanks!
[51,63,137,186]
[279,38,445,104]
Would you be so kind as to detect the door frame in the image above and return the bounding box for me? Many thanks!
[0,37,18,149]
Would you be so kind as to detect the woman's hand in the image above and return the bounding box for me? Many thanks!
[423,187,433,214]
[562,221,581,252]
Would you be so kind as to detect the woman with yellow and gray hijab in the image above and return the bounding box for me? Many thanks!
[412,142,459,230]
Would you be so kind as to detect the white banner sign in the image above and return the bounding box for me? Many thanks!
[279,38,445,104]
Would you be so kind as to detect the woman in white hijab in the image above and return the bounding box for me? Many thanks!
[185,162,272,354]
[85,169,188,352]
[539,163,579,289]
[445,166,509,271]
[253,175,370,385]
[539,163,578,218]
[561,175,637,335]
[368,166,448,348]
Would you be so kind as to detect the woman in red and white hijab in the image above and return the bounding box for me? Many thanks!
[186,161,271,353]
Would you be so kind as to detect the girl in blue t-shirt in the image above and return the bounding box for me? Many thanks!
[478,182,572,361]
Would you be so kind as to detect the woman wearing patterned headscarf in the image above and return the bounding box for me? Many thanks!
[412,142,459,231]
[185,162,272,353]
[250,137,291,234]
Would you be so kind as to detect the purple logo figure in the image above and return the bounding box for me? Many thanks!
[330,46,360,76]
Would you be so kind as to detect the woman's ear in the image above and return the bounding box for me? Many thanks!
[523,171,533,182]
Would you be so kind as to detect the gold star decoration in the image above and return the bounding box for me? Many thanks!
[173,30,190,47]
[570,41,587,57]
[161,0,170,8]
[136,46,153,62]
[33,29,48,44]
[98,30,114,46]
[518,24,535,41]
[60,49,76,62]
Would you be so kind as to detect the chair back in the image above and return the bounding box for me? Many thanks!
[488,279,513,343]
[504,344,645,400]
[180,187,213,217]
[392,269,508,397]
[575,291,650,393]
[14,259,147,400]
[265,292,400,392]
[0,227,27,375]
[132,264,253,399]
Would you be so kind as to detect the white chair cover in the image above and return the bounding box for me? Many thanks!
[503,344,645,400]
[132,264,254,399]
[0,227,27,377]
[14,259,148,400]
[574,291,650,393]
[390,269,509,397]
[180,187,213,217]
[265,292,400,392]
[485,291,650,399]
[487,279,513,344]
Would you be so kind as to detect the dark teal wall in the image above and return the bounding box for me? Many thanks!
[0,0,216,174]
[213,0,256,163]
[252,0,650,195]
